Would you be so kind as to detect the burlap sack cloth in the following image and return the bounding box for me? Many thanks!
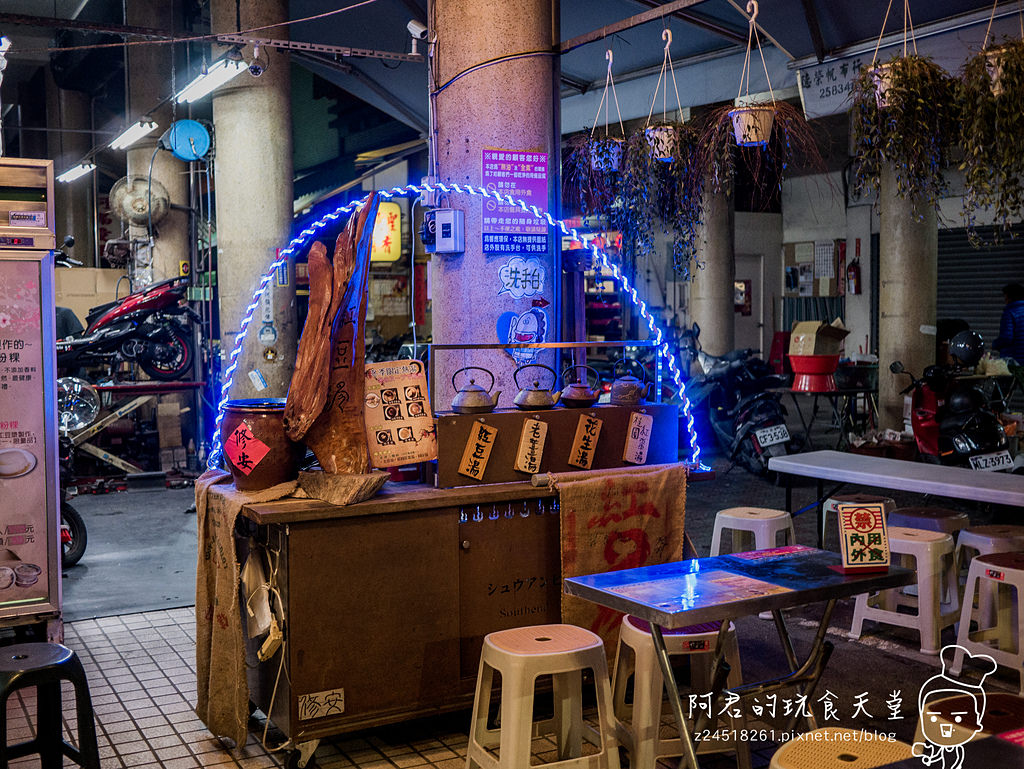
[555,463,688,654]
[194,469,298,747]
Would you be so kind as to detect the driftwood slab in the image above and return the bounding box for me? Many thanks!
[304,193,381,474]
[298,469,389,506]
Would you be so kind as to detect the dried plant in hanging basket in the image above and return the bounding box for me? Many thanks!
[959,39,1024,242]
[562,131,621,218]
[851,54,957,214]
[695,100,824,199]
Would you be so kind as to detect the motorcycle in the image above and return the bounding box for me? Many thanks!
[685,326,796,475]
[56,275,199,382]
[56,377,97,567]
[890,360,1013,471]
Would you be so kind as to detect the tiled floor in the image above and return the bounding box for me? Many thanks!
[3,608,759,769]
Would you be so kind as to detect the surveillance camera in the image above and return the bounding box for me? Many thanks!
[407,19,428,39]
[248,62,264,77]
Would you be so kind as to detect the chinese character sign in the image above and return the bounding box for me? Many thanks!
[837,503,890,572]
[458,422,499,481]
[514,418,548,474]
[622,412,654,465]
[481,149,549,254]
[370,201,402,263]
[568,414,603,469]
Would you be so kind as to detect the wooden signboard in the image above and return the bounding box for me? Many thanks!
[363,359,437,468]
[514,419,548,474]
[622,412,654,464]
[458,422,499,481]
[836,502,890,573]
[568,414,603,469]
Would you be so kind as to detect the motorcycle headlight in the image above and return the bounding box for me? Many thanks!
[57,377,100,433]
[952,435,972,454]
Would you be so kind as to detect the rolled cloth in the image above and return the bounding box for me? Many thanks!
[194,470,298,747]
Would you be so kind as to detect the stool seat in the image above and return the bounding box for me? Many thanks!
[711,508,796,556]
[769,727,913,769]
[468,624,620,769]
[974,551,1024,571]
[0,642,100,769]
[850,527,960,654]
[888,506,970,536]
[957,524,1024,551]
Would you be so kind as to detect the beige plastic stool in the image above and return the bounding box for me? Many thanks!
[951,552,1024,694]
[769,727,913,769]
[710,508,796,556]
[955,525,1024,627]
[888,506,970,539]
[849,527,960,655]
[611,615,750,769]
[823,493,896,549]
[913,692,1024,745]
[467,624,621,769]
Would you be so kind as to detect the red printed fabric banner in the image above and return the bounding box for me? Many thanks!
[558,465,688,654]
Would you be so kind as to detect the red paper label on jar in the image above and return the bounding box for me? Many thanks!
[224,424,271,475]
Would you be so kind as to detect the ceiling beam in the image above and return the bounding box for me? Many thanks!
[0,12,172,40]
[559,0,709,54]
[631,1,747,45]
[799,0,827,62]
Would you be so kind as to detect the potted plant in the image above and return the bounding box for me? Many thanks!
[850,54,957,214]
[958,39,1024,241]
[562,132,620,218]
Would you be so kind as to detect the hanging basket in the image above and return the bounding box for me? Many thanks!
[985,46,1010,96]
[728,104,775,147]
[871,63,896,107]
[645,125,678,162]
[589,136,624,172]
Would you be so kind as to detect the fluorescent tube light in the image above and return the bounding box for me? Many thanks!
[56,163,96,183]
[175,58,246,103]
[109,119,158,150]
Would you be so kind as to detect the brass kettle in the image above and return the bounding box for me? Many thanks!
[513,363,561,410]
[609,358,652,406]
[560,364,601,408]
[451,366,501,414]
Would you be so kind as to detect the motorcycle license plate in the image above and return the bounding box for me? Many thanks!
[754,424,790,448]
[969,450,1013,471]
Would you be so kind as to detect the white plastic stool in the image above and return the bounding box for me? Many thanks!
[710,508,796,556]
[950,552,1024,694]
[610,615,750,769]
[769,727,913,769]
[849,527,960,655]
[955,525,1024,627]
[467,624,621,769]
[823,493,896,550]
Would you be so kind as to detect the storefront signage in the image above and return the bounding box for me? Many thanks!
[0,258,50,610]
[458,421,498,481]
[837,502,891,572]
[622,412,653,465]
[363,359,437,467]
[371,201,402,263]
[568,414,602,469]
[514,418,547,474]
[481,148,548,255]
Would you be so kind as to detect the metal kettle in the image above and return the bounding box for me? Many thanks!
[609,358,652,406]
[513,363,561,410]
[560,364,601,408]
[451,366,501,414]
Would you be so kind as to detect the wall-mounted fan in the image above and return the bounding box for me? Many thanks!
[109,176,170,225]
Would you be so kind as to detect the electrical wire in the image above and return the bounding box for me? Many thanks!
[432,50,556,96]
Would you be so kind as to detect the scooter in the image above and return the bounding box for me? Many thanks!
[56,275,199,381]
[56,377,96,567]
[890,360,1013,471]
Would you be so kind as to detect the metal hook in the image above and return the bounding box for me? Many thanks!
[662,28,672,48]
[606,49,613,69]
[746,0,759,22]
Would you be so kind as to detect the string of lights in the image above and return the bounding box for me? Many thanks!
[207,184,704,471]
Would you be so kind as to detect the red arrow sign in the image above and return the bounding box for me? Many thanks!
[532,297,550,308]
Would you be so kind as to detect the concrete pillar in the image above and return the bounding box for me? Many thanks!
[432,0,558,408]
[878,164,937,431]
[212,0,296,397]
[689,187,735,356]
[126,0,188,284]
[44,72,94,262]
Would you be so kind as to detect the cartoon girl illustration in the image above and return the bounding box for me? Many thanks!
[912,645,997,769]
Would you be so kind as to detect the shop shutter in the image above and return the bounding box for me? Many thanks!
[937,225,1024,346]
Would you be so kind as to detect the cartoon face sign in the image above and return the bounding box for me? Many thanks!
[497,307,548,364]
[920,690,983,747]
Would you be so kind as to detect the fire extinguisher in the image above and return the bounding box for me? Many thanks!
[846,258,861,295]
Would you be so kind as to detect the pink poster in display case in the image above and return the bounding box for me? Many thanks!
[0,253,59,619]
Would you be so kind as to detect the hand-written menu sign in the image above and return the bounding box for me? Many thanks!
[514,418,548,474]
[459,422,498,481]
[568,414,602,469]
[837,503,890,572]
[622,412,654,465]
[224,424,271,476]
[481,148,548,255]
[363,359,437,467]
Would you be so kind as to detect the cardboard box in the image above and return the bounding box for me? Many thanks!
[157,401,182,448]
[789,319,849,356]
[54,267,127,331]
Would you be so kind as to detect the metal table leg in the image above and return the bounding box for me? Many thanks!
[650,624,701,769]
[817,480,824,549]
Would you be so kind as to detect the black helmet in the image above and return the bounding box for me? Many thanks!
[948,330,984,367]
[948,385,986,414]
